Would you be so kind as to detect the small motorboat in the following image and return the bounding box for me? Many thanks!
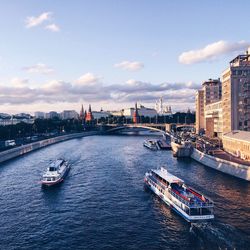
[143,139,158,150]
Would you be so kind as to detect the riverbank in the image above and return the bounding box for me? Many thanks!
[171,141,250,181]
[0,131,99,164]
[191,148,250,181]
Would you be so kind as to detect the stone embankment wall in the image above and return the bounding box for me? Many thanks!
[171,141,193,157]
[0,131,99,164]
[191,148,250,181]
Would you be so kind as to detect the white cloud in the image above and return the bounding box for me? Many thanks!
[75,73,101,85]
[45,23,60,32]
[179,40,249,64]
[10,78,29,88]
[0,76,198,111]
[25,12,52,28]
[114,61,144,71]
[23,63,55,74]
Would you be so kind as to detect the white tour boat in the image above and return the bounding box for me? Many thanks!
[144,167,214,222]
[143,139,159,150]
[41,159,70,186]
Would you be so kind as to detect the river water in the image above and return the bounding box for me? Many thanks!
[0,135,249,250]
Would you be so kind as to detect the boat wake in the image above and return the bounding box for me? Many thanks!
[189,221,249,250]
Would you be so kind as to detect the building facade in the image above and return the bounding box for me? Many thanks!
[60,110,78,120]
[222,131,250,160]
[222,49,250,133]
[202,79,222,105]
[204,101,223,138]
[195,90,205,134]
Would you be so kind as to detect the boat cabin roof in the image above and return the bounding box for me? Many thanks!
[48,159,64,170]
[152,167,184,184]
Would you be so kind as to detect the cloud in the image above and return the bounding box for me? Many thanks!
[179,40,250,64]
[0,76,198,110]
[25,12,52,28]
[10,78,29,88]
[114,61,144,71]
[45,23,60,32]
[23,63,55,74]
[75,73,100,85]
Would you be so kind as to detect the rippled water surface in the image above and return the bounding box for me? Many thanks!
[0,135,249,250]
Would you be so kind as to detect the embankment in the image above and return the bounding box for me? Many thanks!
[191,148,250,181]
[0,131,99,164]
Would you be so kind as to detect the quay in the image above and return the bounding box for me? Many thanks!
[0,131,99,164]
[171,141,250,181]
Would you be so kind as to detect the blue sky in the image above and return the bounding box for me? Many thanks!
[0,0,250,114]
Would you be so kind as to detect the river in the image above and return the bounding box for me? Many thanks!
[0,135,249,249]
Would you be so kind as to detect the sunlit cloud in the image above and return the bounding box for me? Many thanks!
[25,12,52,28]
[114,61,144,71]
[75,73,101,85]
[10,78,29,88]
[22,63,55,74]
[45,23,60,32]
[179,40,249,64]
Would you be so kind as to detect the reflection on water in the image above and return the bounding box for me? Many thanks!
[0,135,249,250]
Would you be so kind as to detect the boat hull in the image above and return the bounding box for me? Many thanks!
[144,178,214,222]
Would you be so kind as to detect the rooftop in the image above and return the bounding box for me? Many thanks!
[223,130,250,142]
[152,167,184,183]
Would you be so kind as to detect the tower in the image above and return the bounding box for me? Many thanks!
[79,104,84,119]
[133,102,139,123]
[85,104,94,122]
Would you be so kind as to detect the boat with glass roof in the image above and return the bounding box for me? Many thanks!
[144,167,214,222]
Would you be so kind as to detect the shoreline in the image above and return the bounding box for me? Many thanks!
[0,131,100,164]
[190,148,250,181]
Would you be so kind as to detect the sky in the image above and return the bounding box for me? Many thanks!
[0,0,250,114]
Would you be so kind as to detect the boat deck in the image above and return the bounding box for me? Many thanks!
[147,174,213,208]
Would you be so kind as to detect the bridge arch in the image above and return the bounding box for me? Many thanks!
[106,124,166,135]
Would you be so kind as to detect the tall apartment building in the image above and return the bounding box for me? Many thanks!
[202,79,222,105]
[222,48,250,133]
[195,90,205,133]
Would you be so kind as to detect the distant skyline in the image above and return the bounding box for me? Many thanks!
[0,0,250,114]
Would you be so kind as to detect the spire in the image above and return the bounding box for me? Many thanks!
[88,104,92,112]
[80,104,84,118]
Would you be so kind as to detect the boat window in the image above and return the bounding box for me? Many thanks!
[49,167,56,171]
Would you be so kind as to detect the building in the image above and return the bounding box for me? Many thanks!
[222,48,250,133]
[196,78,223,136]
[204,101,223,138]
[195,90,205,134]
[0,116,34,126]
[34,111,45,119]
[202,79,222,105]
[123,108,135,117]
[155,97,172,115]
[60,110,78,120]
[85,105,94,122]
[45,111,59,119]
[92,111,110,119]
[138,104,157,118]
[110,110,123,117]
[222,131,250,160]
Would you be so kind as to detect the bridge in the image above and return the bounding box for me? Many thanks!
[103,123,195,135]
